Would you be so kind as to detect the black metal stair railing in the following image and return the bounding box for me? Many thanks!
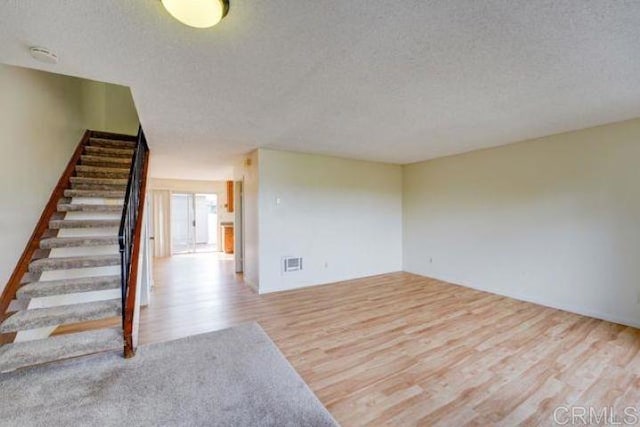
[118,126,149,326]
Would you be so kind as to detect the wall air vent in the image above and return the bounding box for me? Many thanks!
[283,257,303,273]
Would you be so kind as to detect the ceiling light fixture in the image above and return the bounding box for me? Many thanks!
[161,0,229,28]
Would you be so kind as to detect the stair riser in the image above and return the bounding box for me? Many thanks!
[71,183,127,191]
[89,139,136,149]
[84,152,133,159]
[75,165,130,173]
[83,156,133,163]
[64,190,125,198]
[84,147,134,158]
[70,177,129,186]
[57,229,118,238]
[75,170,130,179]
[19,289,121,310]
[81,161,132,169]
[82,154,131,163]
[50,246,120,258]
[63,211,121,220]
[58,204,124,213]
[40,265,120,282]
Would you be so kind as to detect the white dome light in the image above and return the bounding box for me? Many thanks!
[161,0,229,29]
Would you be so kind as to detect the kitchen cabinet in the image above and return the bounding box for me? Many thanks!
[221,222,234,254]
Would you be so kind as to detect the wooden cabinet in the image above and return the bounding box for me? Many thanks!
[226,181,234,213]
[222,224,234,254]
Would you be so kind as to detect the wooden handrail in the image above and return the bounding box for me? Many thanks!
[123,144,149,358]
[0,130,90,315]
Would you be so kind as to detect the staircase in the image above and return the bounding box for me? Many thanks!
[0,130,148,372]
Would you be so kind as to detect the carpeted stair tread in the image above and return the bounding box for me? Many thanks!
[89,138,136,149]
[0,328,122,372]
[29,254,120,273]
[71,182,127,191]
[84,146,134,158]
[8,299,29,312]
[40,236,120,249]
[70,177,129,186]
[80,155,132,168]
[17,275,120,299]
[64,189,125,198]
[49,219,121,229]
[57,203,123,213]
[20,273,36,285]
[0,299,121,333]
[75,165,130,179]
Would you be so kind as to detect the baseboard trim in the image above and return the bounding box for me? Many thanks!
[405,270,640,329]
[245,279,259,293]
[259,270,405,295]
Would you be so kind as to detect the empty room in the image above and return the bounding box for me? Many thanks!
[1,1,639,426]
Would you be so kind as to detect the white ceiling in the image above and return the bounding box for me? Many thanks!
[1,1,640,180]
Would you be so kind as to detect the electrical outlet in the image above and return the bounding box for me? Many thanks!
[324,261,328,268]
[429,257,433,264]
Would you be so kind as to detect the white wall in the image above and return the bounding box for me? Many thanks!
[257,149,403,293]
[403,119,640,327]
[240,151,260,290]
[0,64,86,295]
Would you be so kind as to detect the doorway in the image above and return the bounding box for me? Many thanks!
[170,193,218,254]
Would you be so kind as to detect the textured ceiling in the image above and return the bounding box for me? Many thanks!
[1,1,640,180]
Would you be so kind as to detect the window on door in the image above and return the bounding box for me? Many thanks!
[170,193,218,254]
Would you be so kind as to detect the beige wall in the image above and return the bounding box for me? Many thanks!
[149,178,227,193]
[82,80,139,135]
[0,64,139,296]
[403,119,640,327]
[0,65,86,293]
[257,149,403,293]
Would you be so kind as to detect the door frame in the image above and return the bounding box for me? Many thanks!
[234,180,244,273]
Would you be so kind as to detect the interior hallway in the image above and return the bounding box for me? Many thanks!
[139,252,640,426]
[139,252,246,344]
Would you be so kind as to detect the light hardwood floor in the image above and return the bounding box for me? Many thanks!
[139,253,640,426]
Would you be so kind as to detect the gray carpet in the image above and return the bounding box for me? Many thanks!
[0,323,338,427]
